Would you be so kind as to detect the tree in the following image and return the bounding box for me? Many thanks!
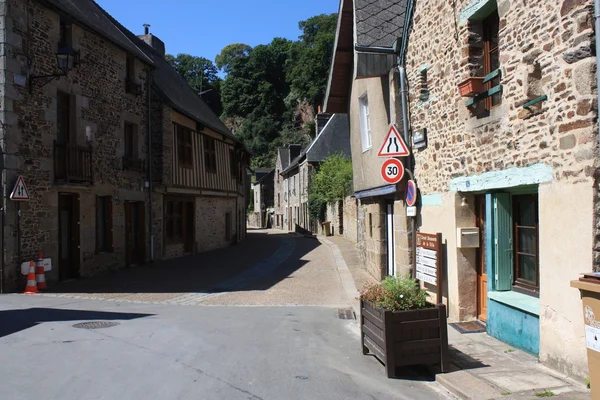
[308,154,353,222]
[215,43,252,75]
[166,53,222,115]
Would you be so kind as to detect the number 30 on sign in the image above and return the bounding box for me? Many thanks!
[381,159,404,184]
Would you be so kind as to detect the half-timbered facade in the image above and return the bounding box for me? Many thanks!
[132,28,249,260]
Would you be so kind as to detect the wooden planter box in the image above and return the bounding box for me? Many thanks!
[360,299,449,378]
[458,77,484,97]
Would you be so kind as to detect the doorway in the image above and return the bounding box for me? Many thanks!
[476,195,488,322]
[58,193,80,281]
[125,201,146,266]
[386,203,395,277]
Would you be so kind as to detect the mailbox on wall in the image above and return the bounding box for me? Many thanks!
[456,227,479,248]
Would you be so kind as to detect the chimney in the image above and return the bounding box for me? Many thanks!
[289,144,302,160]
[316,113,332,136]
[138,24,166,57]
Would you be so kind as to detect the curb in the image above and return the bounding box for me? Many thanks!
[318,236,361,321]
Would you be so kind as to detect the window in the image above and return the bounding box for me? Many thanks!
[419,68,429,101]
[176,124,193,168]
[57,91,71,144]
[359,94,372,151]
[126,54,135,83]
[278,193,281,207]
[482,11,501,110]
[513,194,539,294]
[124,122,137,159]
[369,213,373,237]
[204,136,217,173]
[58,17,72,49]
[96,196,113,252]
[230,149,236,179]
[164,197,194,244]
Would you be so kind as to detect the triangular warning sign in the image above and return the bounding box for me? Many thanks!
[378,125,410,157]
[10,175,30,201]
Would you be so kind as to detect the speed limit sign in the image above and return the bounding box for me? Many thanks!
[381,159,404,184]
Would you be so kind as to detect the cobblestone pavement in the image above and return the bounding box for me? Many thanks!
[38,229,350,307]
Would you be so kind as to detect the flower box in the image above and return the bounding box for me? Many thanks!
[458,77,484,97]
[360,299,450,378]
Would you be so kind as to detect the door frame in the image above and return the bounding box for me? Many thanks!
[475,195,487,322]
[386,202,396,277]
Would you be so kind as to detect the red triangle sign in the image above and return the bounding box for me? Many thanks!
[378,125,410,157]
[10,175,30,201]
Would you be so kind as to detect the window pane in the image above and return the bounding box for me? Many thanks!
[166,219,173,238]
[518,227,536,255]
[518,198,536,226]
[518,254,536,283]
[97,198,106,250]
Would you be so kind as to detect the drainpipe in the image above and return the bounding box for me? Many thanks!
[595,0,600,148]
[147,69,154,262]
[397,65,416,278]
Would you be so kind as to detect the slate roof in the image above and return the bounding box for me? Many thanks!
[281,114,351,175]
[255,169,274,185]
[355,0,408,47]
[93,2,238,141]
[41,0,153,65]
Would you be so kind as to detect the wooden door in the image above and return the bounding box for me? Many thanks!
[58,193,80,280]
[125,202,146,266]
[476,195,487,322]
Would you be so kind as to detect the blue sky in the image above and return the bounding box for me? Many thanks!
[96,0,339,66]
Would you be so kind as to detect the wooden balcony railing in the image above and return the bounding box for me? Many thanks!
[54,141,93,183]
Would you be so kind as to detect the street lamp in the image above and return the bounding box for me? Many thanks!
[29,47,80,92]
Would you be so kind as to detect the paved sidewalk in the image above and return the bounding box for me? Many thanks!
[322,234,591,400]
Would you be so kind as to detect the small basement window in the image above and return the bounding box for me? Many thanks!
[419,67,429,101]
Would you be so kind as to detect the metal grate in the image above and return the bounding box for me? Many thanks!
[337,308,356,320]
[72,321,120,330]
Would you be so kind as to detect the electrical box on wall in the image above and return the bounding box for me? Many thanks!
[457,227,479,248]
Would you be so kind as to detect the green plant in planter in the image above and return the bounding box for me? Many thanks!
[359,275,430,311]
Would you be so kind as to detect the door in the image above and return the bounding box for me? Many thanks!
[125,201,146,266]
[386,203,395,277]
[476,195,487,322]
[184,201,195,252]
[58,193,80,280]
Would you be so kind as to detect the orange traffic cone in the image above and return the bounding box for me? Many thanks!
[35,251,46,290]
[24,260,38,294]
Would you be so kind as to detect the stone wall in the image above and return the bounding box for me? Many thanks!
[324,196,358,242]
[356,198,386,281]
[406,0,597,195]
[3,0,150,289]
[274,154,285,229]
[196,196,237,252]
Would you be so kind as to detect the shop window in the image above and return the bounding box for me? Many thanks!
[164,197,194,245]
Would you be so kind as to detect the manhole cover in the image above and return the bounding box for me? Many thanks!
[72,321,120,330]
[337,308,355,320]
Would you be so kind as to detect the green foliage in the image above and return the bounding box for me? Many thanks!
[359,275,430,311]
[534,390,555,397]
[585,376,591,389]
[165,54,222,115]
[216,14,337,168]
[308,193,327,222]
[309,154,353,203]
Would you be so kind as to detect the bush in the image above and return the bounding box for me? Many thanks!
[359,275,430,311]
[308,193,326,222]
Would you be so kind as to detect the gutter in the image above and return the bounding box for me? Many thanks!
[595,0,600,149]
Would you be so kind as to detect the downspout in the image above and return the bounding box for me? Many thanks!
[147,69,154,262]
[595,0,600,148]
[398,0,417,279]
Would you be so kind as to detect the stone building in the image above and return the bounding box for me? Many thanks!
[273,144,302,230]
[0,0,249,292]
[0,0,155,292]
[250,169,274,228]
[405,0,597,379]
[119,25,250,260]
[324,0,598,382]
[280,113,351,234]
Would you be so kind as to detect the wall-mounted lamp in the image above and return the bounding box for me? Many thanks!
[29,47,80,93]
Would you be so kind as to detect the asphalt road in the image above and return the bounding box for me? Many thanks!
[0,230,453,400]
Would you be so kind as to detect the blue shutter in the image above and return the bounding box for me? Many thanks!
[494,193,513,291]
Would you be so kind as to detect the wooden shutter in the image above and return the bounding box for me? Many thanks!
[494,193,513,291]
